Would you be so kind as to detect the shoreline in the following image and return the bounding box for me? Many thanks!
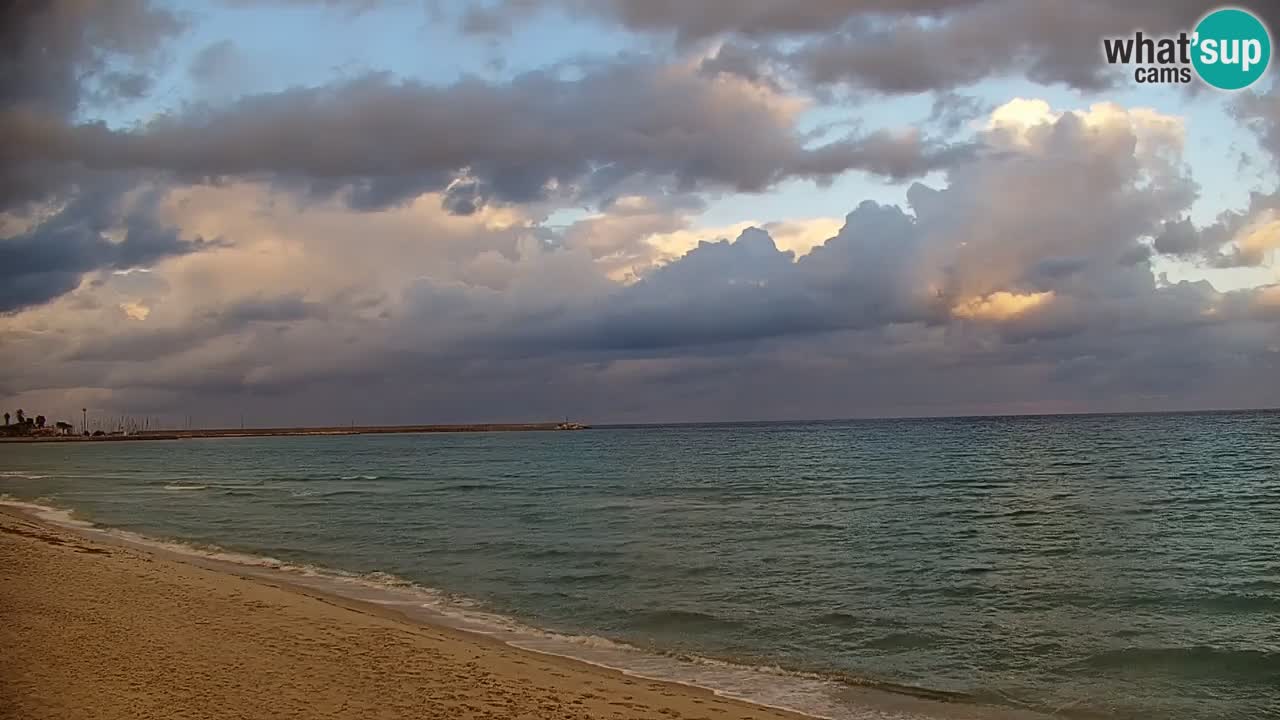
[0,501,1054,720]
[0,422,588,444]
[0,504,813,720]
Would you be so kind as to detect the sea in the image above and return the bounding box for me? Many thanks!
[2,411,1278,719]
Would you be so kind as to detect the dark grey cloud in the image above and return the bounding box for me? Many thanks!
[1236,87,1280,170]
[186,39,281,107]
[189,40,240,85]
[0,184,219,313]
[5,63,970,214]
[90,72,154,105]
[0,0,183,117]
[440,177,487,216]
[696,41,783,90]
[929,92,993,133]
[465,0,986,43]
[220,0,387,12]
[469,0,1280,94]
[1146,84,1280,267]
[0,1,183,212]
[777,1,1187,93]
[1152,79,1280,268]
[1154,192,1280,268]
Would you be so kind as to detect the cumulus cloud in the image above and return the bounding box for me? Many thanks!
[12,98,1276,423]
[0,4,969,317]
[4,61,969,216]
[4,0,1280,422]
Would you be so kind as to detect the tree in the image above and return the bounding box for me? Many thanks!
[35,415,46,428]
[2,412,7,426]
[15,409,24,424]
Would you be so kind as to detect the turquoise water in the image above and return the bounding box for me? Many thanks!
[2,412,1278,719]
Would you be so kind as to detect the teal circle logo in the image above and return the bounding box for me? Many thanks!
[1192,8,1271,90]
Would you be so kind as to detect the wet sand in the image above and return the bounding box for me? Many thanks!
[0,506,808,720]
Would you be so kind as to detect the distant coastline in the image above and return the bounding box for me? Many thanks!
[0,422,589,444]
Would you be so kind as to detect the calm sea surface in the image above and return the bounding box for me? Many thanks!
[2,412,1278,719]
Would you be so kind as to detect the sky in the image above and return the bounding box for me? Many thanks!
[2,0,1280,427]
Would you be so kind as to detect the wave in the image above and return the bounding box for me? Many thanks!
[288,488,378,498]
[163,484,209,491]
[994,508,1049,518]
[860,632,941,652]
[1056,589,1280,614]
[521,546,624,560]
[811,612,862,629]
[1198,591,1280,613]
[548,570,627,585]
[0,470,49,479]
[1047,459,1094,468]
[0,496,1094,720]
[627,609,747,634]
[259,474,385,483]
[0,497,94,527]
[1080,646,1280,684]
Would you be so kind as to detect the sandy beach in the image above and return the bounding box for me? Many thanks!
[0,507,817,720]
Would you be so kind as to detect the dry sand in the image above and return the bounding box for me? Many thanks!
[0,507,808,720]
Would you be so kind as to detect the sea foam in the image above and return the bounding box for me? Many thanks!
[0,496,946,720]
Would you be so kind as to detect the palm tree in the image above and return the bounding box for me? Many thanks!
[15,409,24,424]
[35,415,46,428]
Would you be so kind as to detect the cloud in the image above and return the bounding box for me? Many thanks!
[14,98,1265,421]
[4,0,1280,423]
[467,0,1280,94]
[0,1,184,216]
[0,183,220,313]
[186,40,258,104]
[220,0,387,13]
[119,301,152,321]
[465,0,986,42]
[4,61,969,215]
[0,0,183,117]
[404,100,1210,360]
[929,92,993,133]
[951,290,1054,321]
[1236,84,1280,167]
[1147,84,1280,268]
